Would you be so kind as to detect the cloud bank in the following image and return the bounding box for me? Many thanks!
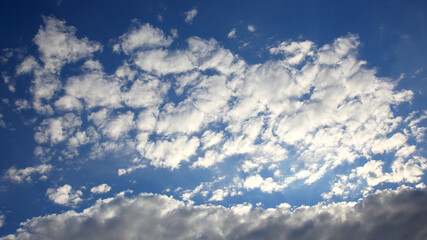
[2,188,427,240]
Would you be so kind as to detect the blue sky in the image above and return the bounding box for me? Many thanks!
[0,0,426,239]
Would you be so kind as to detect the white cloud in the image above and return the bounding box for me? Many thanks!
[0,214,4,228]
[115,23,173,54]
[4,164,52,183]
[46,184,83,207]
[4,188,427,240]
[192,150,225,168]
[269,40,314,65]
[184,8,198,23]
[143,136,200,169]
[134,49,195,75]
[91,184,111,194]
[64,72,122,109]
[34,16,102,72]
[227,28,236,38]
[14,99,31,111]
[102,111,135,140]
[247,25,256,32]
[117,164,146,176]
[209,189,228,201]
[16,56,39,75]
[34,113,82,144]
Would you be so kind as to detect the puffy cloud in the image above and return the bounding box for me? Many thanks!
[209,189,228,201]
[33,16,102,72]
[91,184,111,194]
[3,188,427,240]
[34,113,82,144]
[269,40,314,65]
[184,8,198,23]
[143,136,200,169]
[102,111,135,140]
[134,49,195,75]
[17,17,101,114]
[46,184,83,207]
[114,23,173,54]
[8,17,425,206]
[4,164,52,183]
[64,72,122,109]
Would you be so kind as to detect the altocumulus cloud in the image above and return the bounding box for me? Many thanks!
[7,15,427,200]
[1,15,427,239]
[2,188,427,240]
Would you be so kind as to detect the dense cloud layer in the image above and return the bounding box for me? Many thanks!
[2,188,427,240]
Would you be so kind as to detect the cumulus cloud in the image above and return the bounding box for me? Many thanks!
[34,16,102,72]
[15,16,102,114]
[3,188,427,240]
[46,184,83,207]
[4,164,52,183]
[184,8,198,23]
[114,23,173,54]
[91,184,111,194]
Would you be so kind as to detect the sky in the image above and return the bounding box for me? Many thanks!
[0,0,426,239]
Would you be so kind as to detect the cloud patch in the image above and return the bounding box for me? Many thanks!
[46,184,83,207]
[184,8,198,23]
[91,184,111,194]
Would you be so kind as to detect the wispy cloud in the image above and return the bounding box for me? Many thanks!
[184,8,198,23]
[247,25,256,32]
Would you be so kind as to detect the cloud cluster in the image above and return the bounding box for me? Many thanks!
[46,184,83,207]
[2,188,427,240]
[8,17,427,204]
[3,164,52,183]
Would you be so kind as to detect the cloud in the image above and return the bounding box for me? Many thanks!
[228,28,236,38]
[114,23,173,54]
[0,114,6,129]
[91,184,111,194]
[7,17,426,205]
[34,16,102,73]
[3,188,427,240]
[143,135,200,169]
[247,25,256,32]
[4,164,52,183]
[184,8,198,23]
[46,184,83,207]
[34,113,82,144]
[15,16,102,114]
